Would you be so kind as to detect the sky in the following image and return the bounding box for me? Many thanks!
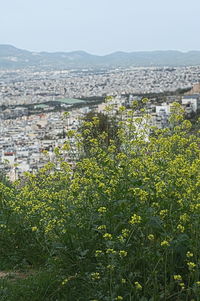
[1,0,200,55]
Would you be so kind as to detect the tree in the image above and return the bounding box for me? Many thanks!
[79,111,120,155]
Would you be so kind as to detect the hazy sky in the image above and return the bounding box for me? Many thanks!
[1,0,200,54]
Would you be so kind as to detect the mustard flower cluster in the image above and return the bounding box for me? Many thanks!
[129,214,142,225]
[1,102,200,300]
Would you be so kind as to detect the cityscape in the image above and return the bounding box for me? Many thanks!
[1,65,200,106]
[1,0,200,299]
[0,64,200,180]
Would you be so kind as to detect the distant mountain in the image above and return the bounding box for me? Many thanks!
[1,45,200,70]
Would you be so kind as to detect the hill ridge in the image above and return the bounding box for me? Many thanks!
[0,45,200,69]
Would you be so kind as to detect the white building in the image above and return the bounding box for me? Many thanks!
[155,103,171,115]
[182,94,200,113]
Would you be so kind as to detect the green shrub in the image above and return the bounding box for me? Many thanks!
[1,103,200,300]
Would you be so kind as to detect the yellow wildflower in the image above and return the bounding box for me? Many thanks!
[122,229,130,238]
[134,281,142,290]
[103,233,112,240]
[173,275,182,281]
[186,251,193,258]
[91,272,100,280]
[98,206,107,213]
[161,240,170,247]
[106,248,116,255]
[180,213,189,223]
[159,209,168,218]
[61,278,69,285]
[129,214,142,225]
[31,226,38,232]
[179,282,185,289]
[107,264,115,271]
[177,224,185,232]
[95,250,103,257]
[117,235,124,243]
[119,250,127,257]
[187,262,196,271]
[97,225,106,230]
[147,234,154,241]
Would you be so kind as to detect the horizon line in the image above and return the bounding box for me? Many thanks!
[1,44,200,56]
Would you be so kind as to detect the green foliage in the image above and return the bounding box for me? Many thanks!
[0,270,68,301]
[0,104,200,300]
[0,171,12,188]
[79,111,120,155]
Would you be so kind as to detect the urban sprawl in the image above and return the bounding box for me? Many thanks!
[0,66,200,180]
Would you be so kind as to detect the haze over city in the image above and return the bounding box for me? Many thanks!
[1,0,200,55]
